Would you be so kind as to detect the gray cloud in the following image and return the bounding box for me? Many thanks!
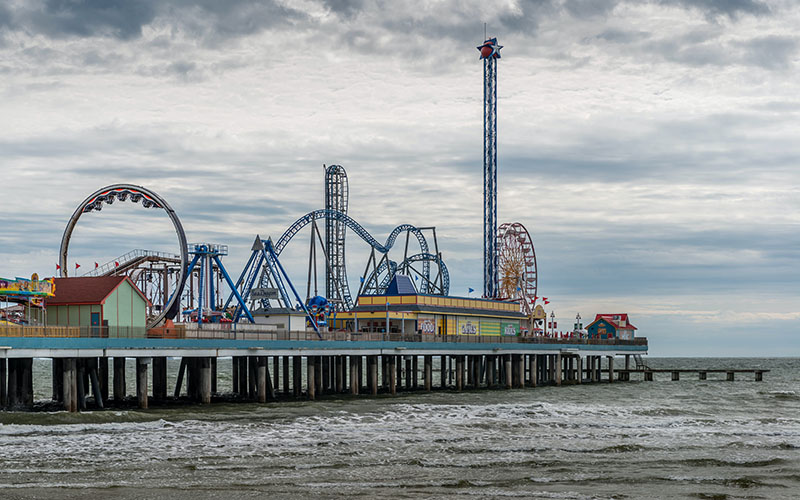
[659,0,770,19]
[8,0,305,42]
[22,0,158,40]
[738,35,798,70]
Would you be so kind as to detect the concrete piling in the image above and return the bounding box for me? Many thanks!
[0,358,6,407]
[293,356,302,397]
[369,355,378,395]
[62,358,78,412]
[152,357,167,400]
[307,356,316,400]
[388,355,397,395]
[456,356,464,391]
[283,356,290,395]
[424,355,432,391]
[136,358,149,409]
[257,356,267,403]
[52,358,63,402]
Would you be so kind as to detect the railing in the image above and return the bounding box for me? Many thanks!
[0,324,648,347]
[81,249,181,277]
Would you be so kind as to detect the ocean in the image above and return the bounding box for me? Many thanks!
[0,357,797,499]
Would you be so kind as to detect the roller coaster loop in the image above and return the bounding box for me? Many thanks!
[267,209,437,304]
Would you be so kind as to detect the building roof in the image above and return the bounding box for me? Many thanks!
[589,313,638,330]
[386,275,417,295]
[49,276,150,306]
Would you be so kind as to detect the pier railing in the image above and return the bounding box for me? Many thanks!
[0,324,647,347]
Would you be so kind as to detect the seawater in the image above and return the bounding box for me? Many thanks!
[0,357,798,499]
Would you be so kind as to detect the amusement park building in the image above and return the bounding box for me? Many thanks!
[331,293,527,336]
[585,314,637,340]
[48,277,150,335]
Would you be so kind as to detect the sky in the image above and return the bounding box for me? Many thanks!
[0,0,798,356]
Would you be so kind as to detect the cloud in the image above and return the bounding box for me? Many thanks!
[22,0,158,40]
[8,0,305,43]
[659,0,770,20]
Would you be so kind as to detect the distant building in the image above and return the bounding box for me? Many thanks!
[48,276,150,336]
[586,314,637,340]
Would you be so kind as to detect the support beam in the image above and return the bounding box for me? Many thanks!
[114,357,127,401]
[52,358,63,402]
[504,354,512,389]
[199,357,212,404]
[152,357,167,400]
[88,359,104,409]
[283,356,290,395]
[456,356,464,391]
[136,358,149,409]
[307,356,316,400]
[293,356,302,398]
[99,357,109,402]
[63,358,78,412]
[555,353,562,386]
[440,355,447,389]
[388,356,397,395]
[257,356,267,403]
[350,355,359,395]
[369,355,378,395]
[424,355,432,391]
[173,358,186,398]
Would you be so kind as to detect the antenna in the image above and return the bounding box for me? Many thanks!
[484,22,487,40]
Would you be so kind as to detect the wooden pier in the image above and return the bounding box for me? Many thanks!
[0,329,655,411]
[618,369,769,382]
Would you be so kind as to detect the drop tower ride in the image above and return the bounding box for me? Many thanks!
[478,37,502,298]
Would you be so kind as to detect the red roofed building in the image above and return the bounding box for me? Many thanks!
[586,314,637,340]
[48,277,151,335]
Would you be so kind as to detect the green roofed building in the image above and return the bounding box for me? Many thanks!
[48,276,150,336]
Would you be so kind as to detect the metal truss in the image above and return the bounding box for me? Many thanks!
[479,37,502,298]
[324,165,349,311]
[268,209,437,307]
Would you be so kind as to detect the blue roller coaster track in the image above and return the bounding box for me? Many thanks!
[364,252,450,296]
[262,209,445,308]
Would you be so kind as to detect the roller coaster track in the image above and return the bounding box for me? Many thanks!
[264,209,433,308]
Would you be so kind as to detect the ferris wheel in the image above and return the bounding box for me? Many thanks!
[497,222,538,315]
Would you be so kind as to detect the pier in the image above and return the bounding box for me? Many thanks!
[618,369,769,382]
[0,326,649,412]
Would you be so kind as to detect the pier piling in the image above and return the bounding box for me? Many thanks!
[136,358,149,409]
[389,355,397,395]
[307,356,316,400]
[424,355,432,391]
[62,358,77,412]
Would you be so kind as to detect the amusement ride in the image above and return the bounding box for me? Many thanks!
[53,35,546,333]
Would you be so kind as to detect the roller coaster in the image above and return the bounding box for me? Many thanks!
[264,208,448,306]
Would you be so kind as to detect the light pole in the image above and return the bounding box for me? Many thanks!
[550,311,556,337]
[385,301,390,341]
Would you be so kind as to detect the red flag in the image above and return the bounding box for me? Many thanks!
[543,297,548,301]
[55,264,60,270]
[94,262,99,269]
[533,295,537,300]
[115,261,119,267]
[544,300,550,305]
[75,263,81,270]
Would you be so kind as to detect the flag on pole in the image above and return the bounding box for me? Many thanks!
[75,263,81,270]
[114,261,119,267]
[55,264,60,271]
[94,262,99,269]
[544,300,550,305]
[468,287,474,294]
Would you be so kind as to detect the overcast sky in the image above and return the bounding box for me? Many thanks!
[1,0,798,355]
